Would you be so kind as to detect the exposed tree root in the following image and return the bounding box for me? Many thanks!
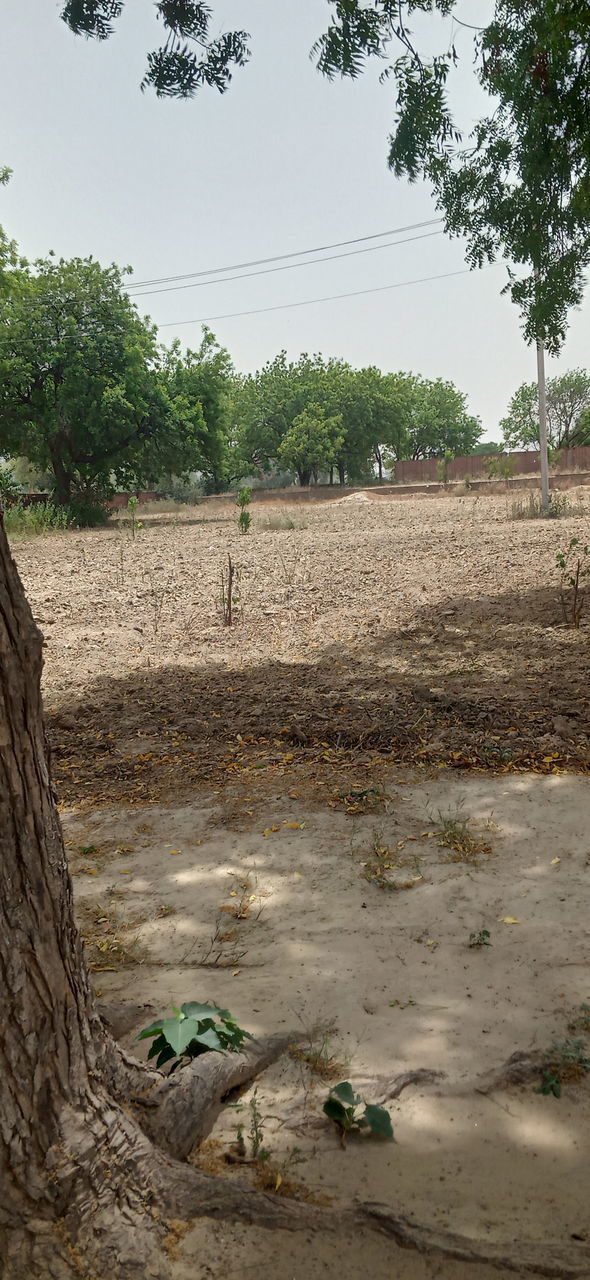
[153,1159,590,1278]
[138,1029,309,1159]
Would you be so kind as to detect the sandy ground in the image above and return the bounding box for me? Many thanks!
[9,491,590,1278]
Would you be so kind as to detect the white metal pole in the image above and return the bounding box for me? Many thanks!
[536,335,550,515]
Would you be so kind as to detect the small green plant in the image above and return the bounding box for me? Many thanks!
[557,538,590,628]
[468,929,491,948]
[432,805,493,863]
[485,454,516,480]
[536,1039,590,1098]
[127,494,143,537]
[323,1081,394,1147]
[568,1003,590,1035]
[138,1000,253,1072]
[236,486,252,534]
[436,451,453,486]
[511,492,572,520]
[247,1089,271,1162]
[290,1029,344,1080]
[338,786,384,815]
[537,1069,562,1098]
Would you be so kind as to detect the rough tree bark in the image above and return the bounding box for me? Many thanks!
[1,512,590,1280]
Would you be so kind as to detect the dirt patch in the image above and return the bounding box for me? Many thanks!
[63,766,590,1277]
[11,491,590,1278]
[8,490,590,809]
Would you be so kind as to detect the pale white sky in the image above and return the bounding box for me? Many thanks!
[1,1,588,438]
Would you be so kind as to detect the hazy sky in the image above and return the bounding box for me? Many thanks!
[1,1,588,438]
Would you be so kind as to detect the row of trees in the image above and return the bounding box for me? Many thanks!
[0,253,482,501]
[235,353,481,485]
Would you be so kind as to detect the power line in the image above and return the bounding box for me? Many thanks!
[129,228,444,299]
[126,217,443,290]
[158,263,496,328]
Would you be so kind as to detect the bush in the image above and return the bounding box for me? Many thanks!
[485,455,516,480]
[3,500,71,535]
[160,476,204,505]
[3,497,110,534]
[67,498,110,528]
[510,492,580,520]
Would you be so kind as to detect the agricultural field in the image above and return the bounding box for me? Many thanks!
[11,489,590,1280]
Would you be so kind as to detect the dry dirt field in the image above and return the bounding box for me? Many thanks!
[11,489,590,1280]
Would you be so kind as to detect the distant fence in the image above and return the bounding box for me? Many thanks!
[394,446,590,483]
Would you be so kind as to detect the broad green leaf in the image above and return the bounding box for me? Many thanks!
[331,1081,361,1107]
[181,1001,219,1020]
[160,1016,200,1056]
[363,1104,394,1139]
[147,1033,168,1060]
[137,1020,164,1040]
[323,1097,347,1127]
[190,1026,224,1053]
[155,1043,177,1069]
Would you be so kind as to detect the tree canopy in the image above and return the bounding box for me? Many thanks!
[60,2,590,352]
[500,369,590,452]
[235,352,479,482]
[161,327,234,493]
[394,374,481,460]
[0,255,210,504]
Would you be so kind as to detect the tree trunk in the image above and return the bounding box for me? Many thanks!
[0,514,312,1278]
[297,467,312,486]
[337,462,346,485]
[374,445,383,481]
[48,441,73,504]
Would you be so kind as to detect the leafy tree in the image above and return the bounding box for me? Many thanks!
[471,441,503,456]
[236,353,409,485]
[0,255,204,503]
[500,370,590,451]
[161,327,233,493]
[61,4,590,352]
[396,375,481,460]
[277,406,344,485]
[236,352,327,476]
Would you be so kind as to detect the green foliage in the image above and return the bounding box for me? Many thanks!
[0,465,20,501]
[500,371,590,451]
[484,455,516,480]
[397,374,481,460]
[510,492,573,520]
[277,407,344,486]
[0,255,204,505]
[126,495,142,538]
[468,929,491,949]
[61,5,590,348]
[236,353,476,483]
[236,486,252,534]
[161,329,234,493]
[323,1081,394,1144]
[61,1,250,98]
[471,442,503,456]
[3,500,72,535]
[557,538,590,628]
[138,1000,253,1072]
[537,1039,590,1098]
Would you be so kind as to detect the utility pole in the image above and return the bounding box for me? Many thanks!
[535,268,551,515]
